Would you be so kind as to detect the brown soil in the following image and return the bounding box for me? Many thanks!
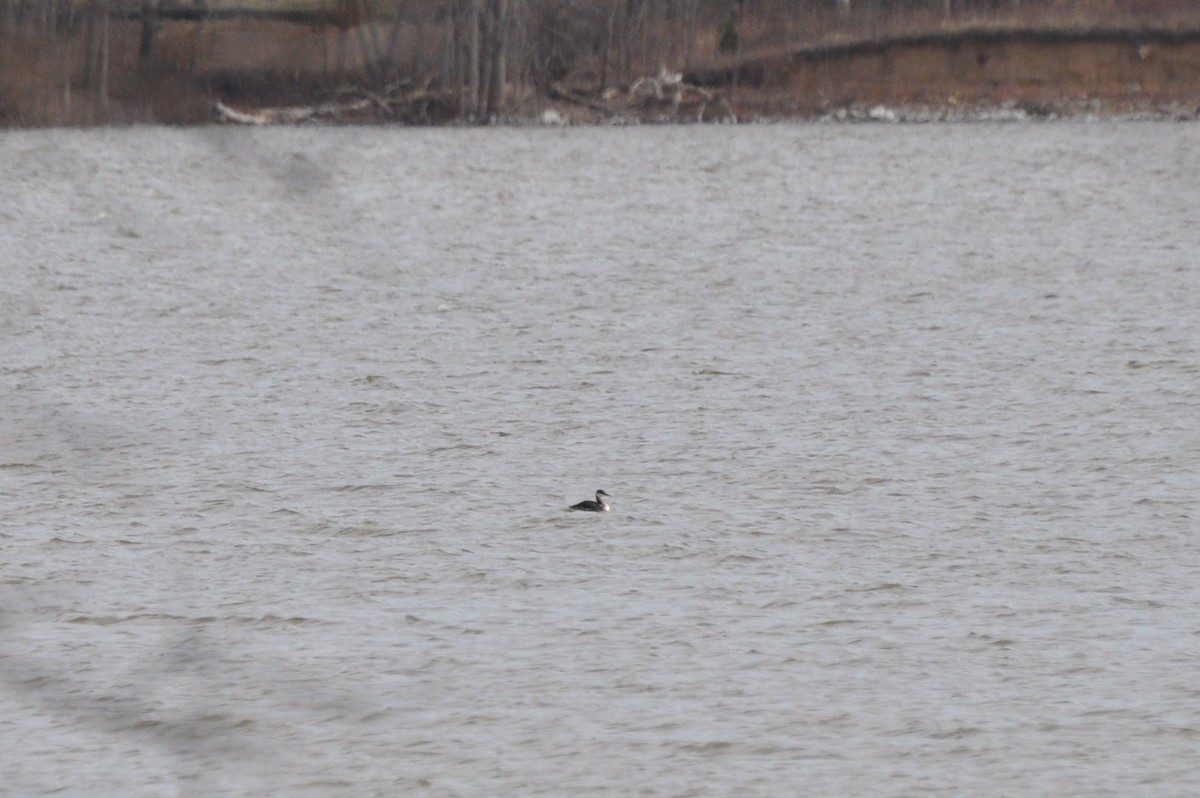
[690,24,1200,120]
[3,16,1199,126]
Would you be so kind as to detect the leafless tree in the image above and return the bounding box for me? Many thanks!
[84,0,111,112]
[138,0,158,60]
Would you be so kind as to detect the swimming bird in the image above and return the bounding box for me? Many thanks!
[569,489,611,512]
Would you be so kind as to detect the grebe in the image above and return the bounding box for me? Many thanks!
[569,490,611,512]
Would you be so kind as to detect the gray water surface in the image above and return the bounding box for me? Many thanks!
[2,122,1199,796]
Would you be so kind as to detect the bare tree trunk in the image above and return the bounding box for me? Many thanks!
[484,0,507,119]
[440,1,457,92]
[623,0,643,83]
[467,0,481,120]
[98,0,109,115]
[63,37,73,116]
[382,0,408,83]
[335,20,349,80]
[187,4,206,77]
[322,2,331,82]
[353,0,382,84]
[601,0,618,90]
[682,0,698,68]
[478,2,492,116]
[15,0,33,39]
[85,3,100,85]
[85,0,110,111]
[731,8,739,104]
[615,0,630,86]
[139,1,158,60]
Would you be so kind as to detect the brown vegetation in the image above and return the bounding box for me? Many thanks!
[2,0,1200,125]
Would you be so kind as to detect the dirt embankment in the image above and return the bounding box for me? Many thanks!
[688,25,1200,120]
[3,16,1200,126]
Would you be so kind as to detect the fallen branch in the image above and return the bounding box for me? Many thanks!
[551,70,736,123]
[215,96,378,125]
[549,83,613,115]
[214,76,456,125]
[214,99,321,125]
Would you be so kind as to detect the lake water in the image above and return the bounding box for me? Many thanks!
[2,121,1199,796]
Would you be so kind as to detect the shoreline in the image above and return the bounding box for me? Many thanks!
[3,18,1199,128]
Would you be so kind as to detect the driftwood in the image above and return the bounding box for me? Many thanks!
[553,69,736,123]
[214,99,371,125]
[629,69,737,122]
[214,79,451,125]
[548,83,614,115]
[214,69,735,125]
